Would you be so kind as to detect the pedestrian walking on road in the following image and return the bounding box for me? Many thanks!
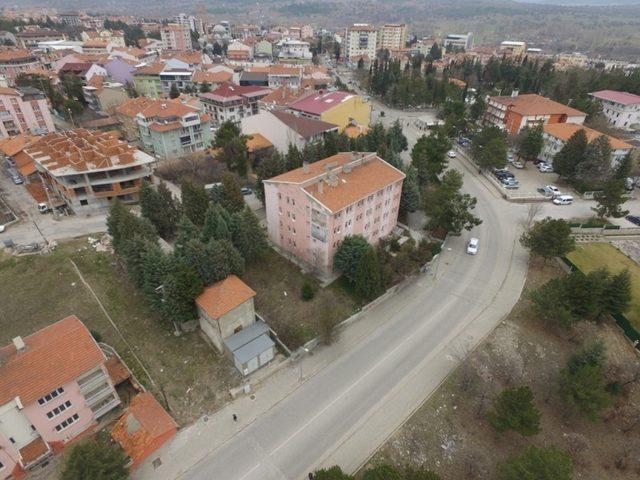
[232,413,238,422]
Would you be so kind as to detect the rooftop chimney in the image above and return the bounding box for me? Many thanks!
[12,336,26,353]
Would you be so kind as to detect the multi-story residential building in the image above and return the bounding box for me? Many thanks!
[247,65,301,89]
[443,32,474,51]
[378,24,408,51]
[0,86,55,139]
[241,109,338,153]
[159,66,193,96]
[115,96,154,141]
[133,62,164,98]
[82,76,129,114]
[160,24,193,52]
[0,49,41,83]
[484,92,586,135]
[81,29,126,48]
[174,13,205,36]
[276,39,313,64]
[137,100,212,159]
[200,82,271,125]
[287,90,371,132]
[264,152,405,277]
[344,24,378,62]
[58,12,81,26]
[499,41,527,56]
[589,90,640,131]
[226,41,252,62]
[58,62,107,84]
[0,316,121,480]
[540,123,634,168]
[15,29,66,48]
[253,40,273,60]
[23,129,155,212]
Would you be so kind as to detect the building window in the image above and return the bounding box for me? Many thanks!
[54,413,80,432]
[47,400,72,420]
[292,213,296,221]
[38,387,64,406]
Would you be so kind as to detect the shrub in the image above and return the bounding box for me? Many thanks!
[301,280,315,301]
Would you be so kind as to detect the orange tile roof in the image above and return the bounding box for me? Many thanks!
[543,123,633,150]
[490,94,585,117]
[196,275,256,320]
[25,182,47,203]
[0,86,19,96]
[113,47,147,58]
[105,356,131,386]
[83,39,109,48]
[111,392,177,467]
[300,155,405,212]
[148,121,182,132]
[344,124,369,139]
[14,151,37,176]
[0,316,105,406]
[24,129,151,175]
[192,70,233,84]
[267,152,356,183]
[115,96,155,118]
[0,134,37,157]
[19,437,50,464]
[246,133,273,152]
[138,99,199,119]
[260,86,304,106]
[0,49,37,62]
[248,65,301,76]
[134,62,164,75]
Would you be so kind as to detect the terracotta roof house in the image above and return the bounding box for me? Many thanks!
[23,129,156,212]
[264,152,404,278]
[287,90,372,132]
[0,48,41,82]
[241,109,338,153]
[484,92,586,134]
[589,90,640,131]
[541,123,634,167]
[115,96,155,141]
[196,275,275,375]
[0,316,121,479]
[200,82,272,125]
[259,85,306,110]
[58,62,107,82]
[111,393,177,470]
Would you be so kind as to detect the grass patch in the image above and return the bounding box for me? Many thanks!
[243,249,358,349]
[567,242,640,330]
[0,239,239,425]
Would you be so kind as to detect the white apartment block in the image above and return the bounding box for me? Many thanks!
[443,32,474,51]
[345,24,378,61]
[378,24,408,51]
[589,90,640,131]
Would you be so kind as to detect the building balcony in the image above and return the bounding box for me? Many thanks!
[93,185,140,199]
[90,394,121,419]
[77,368,109,394]
[84,382,115,407]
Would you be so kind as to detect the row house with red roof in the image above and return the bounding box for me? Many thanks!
[0,316,121,480]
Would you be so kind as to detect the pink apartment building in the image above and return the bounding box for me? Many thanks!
[0,316,121,480]
[160,24,193,52]
[0,86,55,139]
[264,152,405,277]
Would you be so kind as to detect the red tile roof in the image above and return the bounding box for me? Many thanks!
[489,93,585,117]
[111,392,177,468]
[271,110,338,139]
[200,82,271,102]
[543,123,634,150]
[288,91,357,116]
[196,275,256,320]
[19,437,50,465]
[0,316,105,406]
[590,90,640,106]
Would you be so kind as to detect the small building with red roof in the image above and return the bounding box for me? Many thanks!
[286,90,371,132]
[199,82,272,126]
[111,393,177,470]
[589,90,640,131]
[196,275,275,375]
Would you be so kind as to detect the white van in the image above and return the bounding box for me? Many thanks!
[553,195,573,205]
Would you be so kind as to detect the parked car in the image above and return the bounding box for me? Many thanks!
[240,187,252,196]
[37,203,50,214]
[625,215,640,226]
[507,153,516,163]
[553,195,574,205]
[538,162,553,173]
[502,178,520,189]
[466,237,479,255]
[447,150,457,158]
[496,171,515,180]
[545,185,561,196]
[0,224,5,233]
[512,161,524,169]
[11,174,23,185]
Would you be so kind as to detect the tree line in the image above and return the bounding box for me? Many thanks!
[107,175,266,330]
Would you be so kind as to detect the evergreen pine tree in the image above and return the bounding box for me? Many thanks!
[553,129,588,179]
[354,248,382,301]
[220,172,245,213]
[181,181,210,226]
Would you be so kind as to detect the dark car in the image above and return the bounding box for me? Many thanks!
[626,215,640,226]
[241,187,252,196]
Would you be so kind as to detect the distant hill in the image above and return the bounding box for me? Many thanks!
[514,0,640,4]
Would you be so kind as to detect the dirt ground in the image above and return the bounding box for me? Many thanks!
[364,260,640,479]
[0,239,240,425]
[243,248,359,350]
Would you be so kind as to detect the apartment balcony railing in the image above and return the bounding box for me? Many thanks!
[78,369,108,394]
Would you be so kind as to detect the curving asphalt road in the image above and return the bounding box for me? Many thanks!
[175,134,531,479]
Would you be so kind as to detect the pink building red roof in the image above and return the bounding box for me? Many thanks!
[590,90,640,106]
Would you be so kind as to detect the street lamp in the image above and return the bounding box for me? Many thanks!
[298,347,309,381]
